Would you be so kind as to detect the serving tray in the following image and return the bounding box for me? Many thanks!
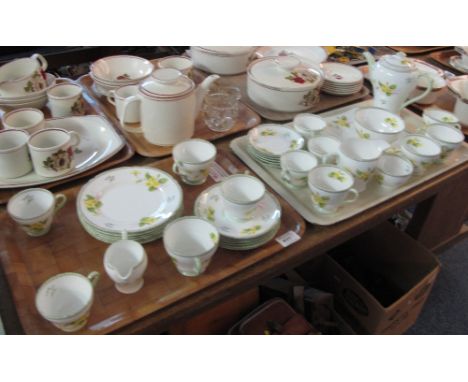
[388,46,450,55]
[430,50,467,74]
[230,100,468,225]
[0,148,305,334]
[77,74,261,158]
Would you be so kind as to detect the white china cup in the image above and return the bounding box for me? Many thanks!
[424,123,464,158]
[353,107,405,143]
[107,85,140,123]
[374,153,414,189]
[220,174,266,221]
[422,108,460,128]
[307,135,341,164]
[35,271,100,332]
[293,113,327,138]
[0,129,32,178]
[399,134,442,174]
[2,107,45,134]
[280,150,318,188]
[104,234,148,294]
[307,165,359,214]
[172,138,217,185]
[47,82,84,117]
[157,56,193,77]
[163,216,219,277]
[28,128,81,178]
[7,188,67,237]
[454,98,468,126]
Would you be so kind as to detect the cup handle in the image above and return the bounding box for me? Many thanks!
[31,53,48,71]
[343,188,359,204]
[87,271,100,288]
[172,163,181,175]
[454,123,462,130]
[107,90,116,106]
[120,95,143,133]
[54,194,67,213]
[69,131,81,148]
[322,154,336,165]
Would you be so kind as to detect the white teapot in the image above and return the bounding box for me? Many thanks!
[364,52,433,114]
[121,68,219,146]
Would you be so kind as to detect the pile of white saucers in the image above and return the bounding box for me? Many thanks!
[321,62,363,96]
[194,184,282,250]
[77,167,183,244]
[247,124,305,168]
[0,73,56,110]
[90,55,154,95]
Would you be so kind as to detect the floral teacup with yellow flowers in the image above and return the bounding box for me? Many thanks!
[7,188,67,237]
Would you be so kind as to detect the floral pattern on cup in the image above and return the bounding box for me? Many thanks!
[328,170,347,182]
[84,194,102,215]
[71,97,85,115]
[311,192,330,208]
[20,218,49,236]
[210,232,218,244]
[407,138,423,148]
[356,129,371,140]
[42,147,74,172]
[23,71,46,93]
[378,81,397,96]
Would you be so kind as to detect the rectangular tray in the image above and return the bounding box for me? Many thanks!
[230,100,468,225]
[0,147,305,334]
[388,46,450,55]
[430,50,467,74]
[77,74,262,158]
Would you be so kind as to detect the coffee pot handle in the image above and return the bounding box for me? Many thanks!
[120,95,143,134]
[401,73,434,110]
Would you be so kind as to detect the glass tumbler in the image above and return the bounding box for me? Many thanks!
[203,92,239,132]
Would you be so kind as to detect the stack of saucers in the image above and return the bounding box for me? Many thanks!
[194,184,282,251]
[247,124,305,168]
[321,62,363,96]
[77,167,183,244]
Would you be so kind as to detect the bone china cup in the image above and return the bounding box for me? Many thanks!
[307,165,359,214]
[399,135,441,174]
[35,271,100,332]
[7,188,67,237]
[28,128,81,177]
[0,129,32,178]
[375,153,414,189]
[422,108,460,128]
[2,107,45,134]
[307,135,341,164]
[424,123,464,157]
[280,150,318,188]
[172,139,217,185]
[47,82,84,117]
[220,174,266,221]
[157,56,193,77]
[353,107,405,143]
[163,216,219,277]
[107,85,140,123]
[293,113,327,138]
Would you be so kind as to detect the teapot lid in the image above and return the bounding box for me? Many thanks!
[140,68,194,99]
[248,56,322,91]
[381,52,415,73]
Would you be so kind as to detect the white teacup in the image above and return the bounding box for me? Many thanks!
[220,174,266,221]
[353,107,405,143]
[172,139,217,185]
[0,129,32,178]
[157,56,193,78]
[35,271,100,332]
[104,234,148,294]
[107,85,140,123]
[163,216,219,277]
[422,108,460,128]
[7,188,67,237]
[280,150,318,188]
[28,128,81,177]
[399,135,441,174]
[308,165,359,214]
[307,135,340,164]
[293,113,327,138]
[2,107,45,134]
[454,98,468,126]
[424,123,464,158]
[47,82,85,117]
[375,153,414,189]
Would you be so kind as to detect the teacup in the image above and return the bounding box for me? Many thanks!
[293,113,327,138]
[422,108,460,128]
[7,188,67,237]
[104,234,148,294]
[307,135,340,164]
[107,85,140,124]
[172,139,217,185]
[454,98,468,126]
[424,123,464,158]
[220,174,265,221]
[0,53,48,97]
[0,129,32,178]
[28,128,81,177]
[374,153,414,189]
[2,107,45,134]
[353,107,405,143]
[399,134,441,174]
[307,165,359,214]
[163,216,219,277]
[157,56,193,78]
[280,150,318,188]
[47,82,85,117]
[35,271,100,332]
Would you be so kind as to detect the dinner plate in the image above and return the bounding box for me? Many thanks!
[194,183,281,240]
[77,167,183,234]
[0,115,125,188]
[248,124,304,156]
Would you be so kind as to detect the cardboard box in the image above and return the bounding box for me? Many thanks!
[324,222,440,334]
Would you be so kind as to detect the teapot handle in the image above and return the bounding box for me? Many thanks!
[120,95,143,134]
[401,73,434,110]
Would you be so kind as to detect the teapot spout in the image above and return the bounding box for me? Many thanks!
[363,51,376,78]
[195,74,220,114]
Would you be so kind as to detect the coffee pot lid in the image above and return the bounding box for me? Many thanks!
[381,52,415,73]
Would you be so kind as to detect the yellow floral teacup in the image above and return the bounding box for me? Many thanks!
[7,188,67,237]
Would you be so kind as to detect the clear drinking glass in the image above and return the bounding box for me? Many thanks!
[203,91,240,132]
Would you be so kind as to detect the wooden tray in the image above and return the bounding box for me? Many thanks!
[430,50,466,74]
[0,148,305,334]
[77,74,261,158]
[0,91,134,205]
[388,46,450,55]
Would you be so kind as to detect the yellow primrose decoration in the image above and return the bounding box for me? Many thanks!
[84,194,102,215]
[144,172,168,191]
[378,81,397,96]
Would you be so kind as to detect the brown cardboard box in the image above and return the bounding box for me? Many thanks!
[324,222,440,335]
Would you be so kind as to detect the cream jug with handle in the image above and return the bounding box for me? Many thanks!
[120,68,219,146]
[364,51,433,114]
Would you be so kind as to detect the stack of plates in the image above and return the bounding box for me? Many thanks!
[194,184,282,251]
[77,167,183,244]
[247,124,305,168]
[321,62,363,96]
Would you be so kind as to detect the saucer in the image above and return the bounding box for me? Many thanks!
[449,56,468,74]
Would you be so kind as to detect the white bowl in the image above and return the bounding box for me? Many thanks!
[354,107,405,143]
[90,55,154,84]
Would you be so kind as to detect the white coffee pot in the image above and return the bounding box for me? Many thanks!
[121,68,219,146]
[364,52,433,114]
